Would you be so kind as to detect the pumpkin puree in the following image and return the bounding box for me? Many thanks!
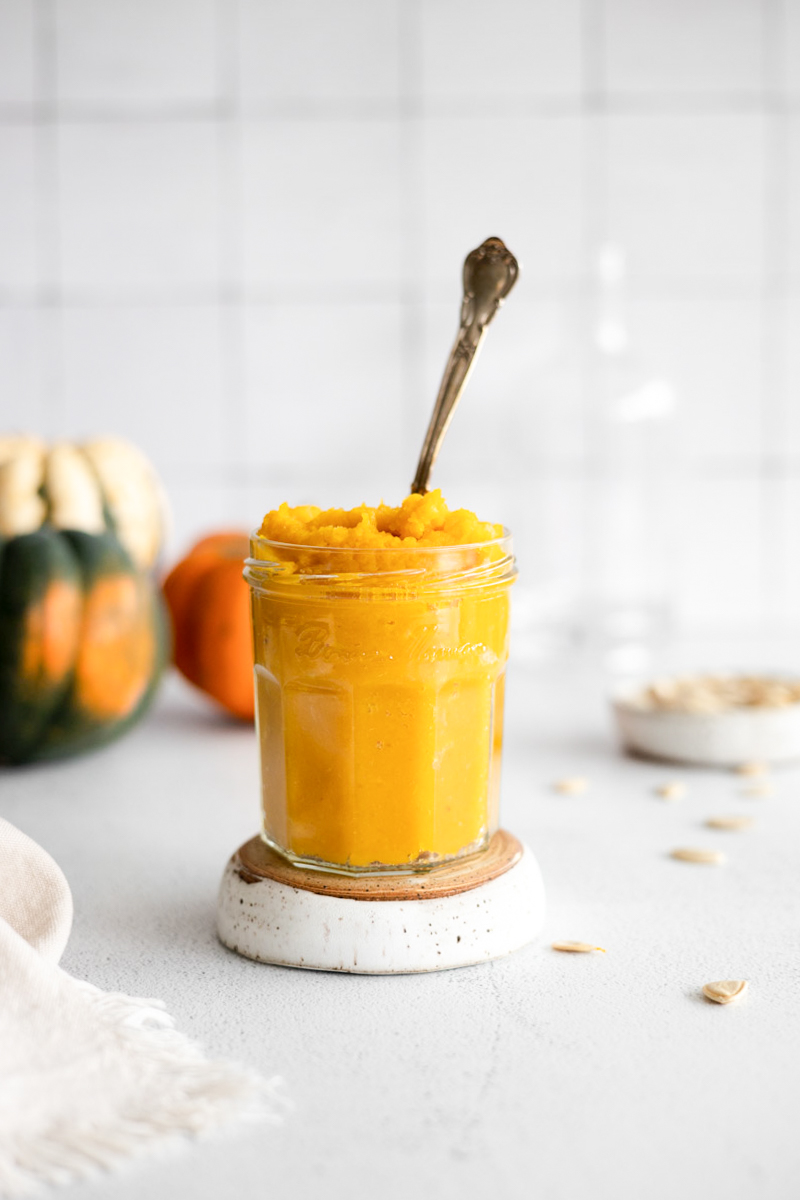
[259,489,503,553]
[250,491,514,872]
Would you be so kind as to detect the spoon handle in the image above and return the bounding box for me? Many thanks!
[410,236,519,496]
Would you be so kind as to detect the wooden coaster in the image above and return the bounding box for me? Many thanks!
[235,829,523,902]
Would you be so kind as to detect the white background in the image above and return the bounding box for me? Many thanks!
[3,12,800,1196]
[1,0,800,634]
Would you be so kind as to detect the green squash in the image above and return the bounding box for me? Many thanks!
[0,437,169,764]
[0,528,168,764]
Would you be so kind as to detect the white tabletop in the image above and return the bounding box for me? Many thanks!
[2,654,799,1200]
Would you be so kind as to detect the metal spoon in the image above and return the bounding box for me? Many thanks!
[410,236,519,496]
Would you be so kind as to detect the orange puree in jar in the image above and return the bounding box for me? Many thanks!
[246,491,515,874]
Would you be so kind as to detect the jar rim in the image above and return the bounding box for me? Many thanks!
[249,528,512,556]
[245,529,515,593]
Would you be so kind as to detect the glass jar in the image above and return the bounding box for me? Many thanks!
[245,535,516,875]
[583,243,678,664]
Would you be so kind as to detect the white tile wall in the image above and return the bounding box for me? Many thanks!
[786,115,800,281]
[781,0,800,94]
[57,123,219,294]
[628,295,764,462]
[242,301,405,480]
[416,298,585,470]
[605,114,765,284]
[0,0,798,634]
[0,306,49,426]
[241,120,403,290]
[0,125,38,294]
[603,0,765,96]
[764,478,800,625]
[777,293,800,453]
[676,478,764,627]
[59,305,226,473]
[420,117,584,289]
[238,0,401,107]
[0,0,35,109]
[54,0,219,110]
[419,0,582,103]
[165,480,251,554]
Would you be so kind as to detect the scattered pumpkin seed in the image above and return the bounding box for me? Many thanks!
[702,980,748,1005]
[743,783,774,797]
[552,941,606,954]
[554,776,588,795]
[671,847,726,865]
[656,781,685,800]
[706,815,754,831]
[735,761,768,777]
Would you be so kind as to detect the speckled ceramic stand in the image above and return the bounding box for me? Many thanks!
[217,829,545,974]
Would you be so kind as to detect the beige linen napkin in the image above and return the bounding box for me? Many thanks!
[0,817,279,1197]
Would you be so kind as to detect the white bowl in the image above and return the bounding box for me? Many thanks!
[611,678,800,767]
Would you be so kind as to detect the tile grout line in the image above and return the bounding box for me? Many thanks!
[2,278,799,309]
[5,94,800,125]
[397,0,428,487]
[576,0,607,610]
[32,0,63,435]
[155,458,800,487]
[214,0,248,504]
[759,0,790,619]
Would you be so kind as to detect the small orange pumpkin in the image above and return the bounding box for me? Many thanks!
[163,532,254,720]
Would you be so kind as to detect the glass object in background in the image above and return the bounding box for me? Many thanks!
[245,537,516,875]
[505,306,587,664]
[582,244,677,672]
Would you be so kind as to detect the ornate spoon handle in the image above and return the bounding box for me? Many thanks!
[410,236,519,496]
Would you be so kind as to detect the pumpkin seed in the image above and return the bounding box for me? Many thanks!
[552,941,606,954]
[734,761,768,777]
[743,783,773,797]
[706,816,754,831]
[554,777,588,795]
[656,782,685,800]
[671,847,726,865]
[640,676,800,713]
[702,980,748,1005]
